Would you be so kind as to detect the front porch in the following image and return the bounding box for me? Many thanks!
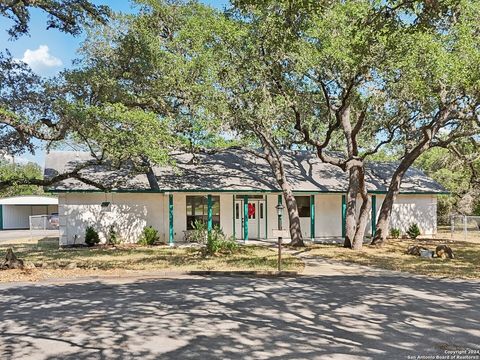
[166,192,378,244]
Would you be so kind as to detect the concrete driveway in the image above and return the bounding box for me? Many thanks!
[0,229,59,243]
[0,272,479,360]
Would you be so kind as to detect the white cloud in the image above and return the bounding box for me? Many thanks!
[21,45,62,71]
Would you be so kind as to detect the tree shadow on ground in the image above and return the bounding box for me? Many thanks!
[0,274,479,359]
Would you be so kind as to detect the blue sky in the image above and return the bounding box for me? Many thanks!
[0,0,229,166]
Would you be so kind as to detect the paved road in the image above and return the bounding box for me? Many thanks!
[1,273,479,360]
[0,229,59,243]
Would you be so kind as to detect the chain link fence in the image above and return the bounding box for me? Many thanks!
[450,215,480,242]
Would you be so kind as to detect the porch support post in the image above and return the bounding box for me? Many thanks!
[207,194,213,234]
[232,194,235,239]
[278,194,282,230]
[341,194,346,239]
[371,195,377,237]
[264,195,268,239]
[243,195,248,242]
[310,195,315,240]
[169,194,174,245]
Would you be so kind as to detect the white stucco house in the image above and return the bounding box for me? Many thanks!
[44,150,446,246]
[0,195,58,230]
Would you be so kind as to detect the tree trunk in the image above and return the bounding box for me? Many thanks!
[282,184,304,247]
[371,163,411,245]
[371,146,429,245]
[258,133,304,247]
[1,248,24,270]
[344,166,371,250]
[141,156,160,191]
[344,168,359,248]
[261,149,304,246]
[351,166,370,250]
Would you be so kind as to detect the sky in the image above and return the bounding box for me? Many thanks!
[0,0,229,166]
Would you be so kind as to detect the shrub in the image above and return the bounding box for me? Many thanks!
[203,226,238,256]
[389,228,401,239]
[138,226,160,245]
[221,237,239,253]
[85,226,100,247]
[187,220,208,243]
[107,225,122,245]
[206,231,222,255]
[406,223,421,239]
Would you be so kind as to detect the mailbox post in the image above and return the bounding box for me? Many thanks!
[275,203,284,272]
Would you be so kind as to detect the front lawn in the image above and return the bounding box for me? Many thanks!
[307,238,480,279]
[0,238,304,282]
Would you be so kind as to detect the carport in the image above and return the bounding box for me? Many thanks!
[0,195,58,230]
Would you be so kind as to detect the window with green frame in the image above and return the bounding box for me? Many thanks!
[186,196,220,230]
[295,196,311,218]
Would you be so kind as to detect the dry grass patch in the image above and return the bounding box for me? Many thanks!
[307,238,480,279]
[0,238,304,282]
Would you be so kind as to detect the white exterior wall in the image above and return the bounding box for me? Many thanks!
[59,193,165,245]
[380,194,437,236]
[219,194,234,238]
[314,194,343,238]
[172,193,186,242]
[266,194,283,239]
[57,191,438,245]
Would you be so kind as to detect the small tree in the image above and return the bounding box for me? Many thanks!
[85,226,100,246]
[406,224,421,240]
[107,225,121,245]
[389,228,401,239]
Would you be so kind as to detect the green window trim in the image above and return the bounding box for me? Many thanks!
[207,195,213,233]
[186,195,219,230]
[310,195,315,239]
[264,196,268,239]
[341,195,346,239]
[232,194,235,239]
[371,195,377,237]
[169,194,174,245]
[243,195,248,241]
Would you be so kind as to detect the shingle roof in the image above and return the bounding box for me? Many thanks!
[44,150,447,193]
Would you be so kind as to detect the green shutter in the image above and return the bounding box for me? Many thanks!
[169,194,174,245]
[207,195,213,233]
[232,195,236,239]
[371,195,377,237]
[310,195,315,240]
[243,195,248,241]
[264,196,268,239]
[341,195,346,239]
[0,205,3,230]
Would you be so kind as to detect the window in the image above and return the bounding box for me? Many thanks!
[260,203,264,219]
[186,196,220,230]
[295,196,311,218]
